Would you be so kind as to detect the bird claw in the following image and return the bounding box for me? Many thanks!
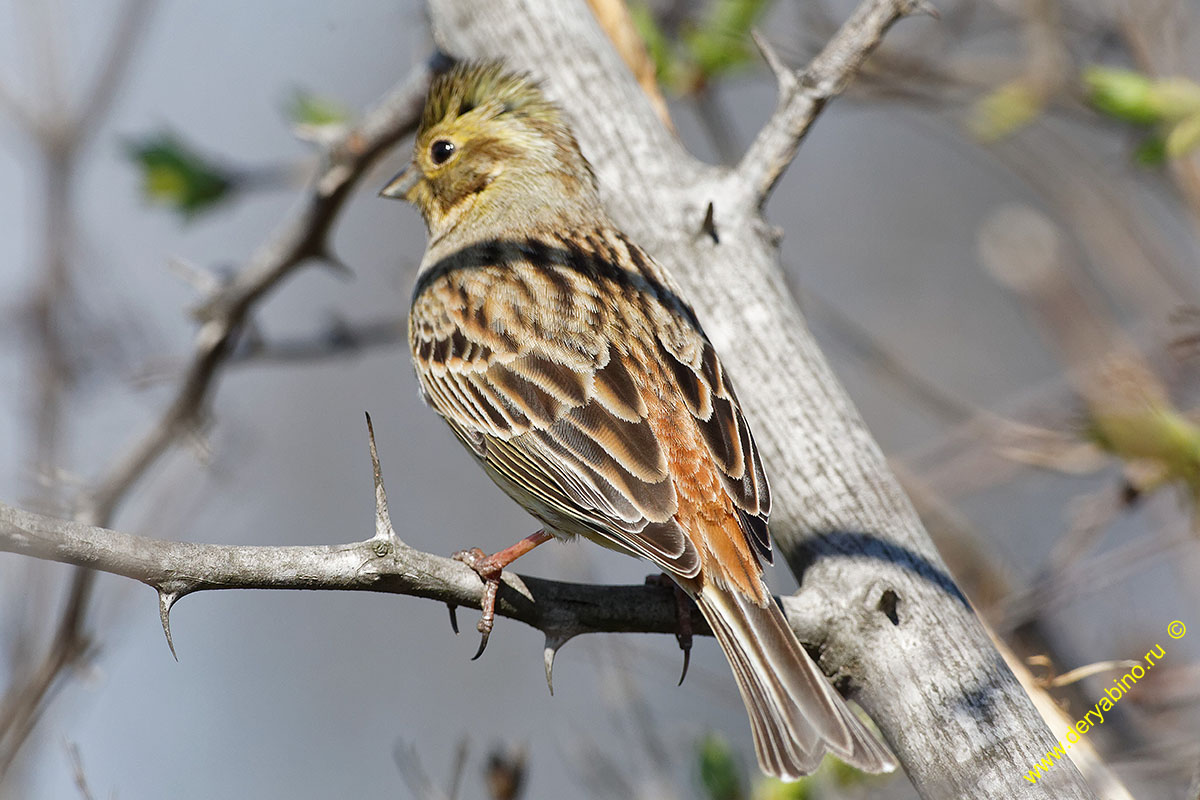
[451,531,554,661]
[454,547,503,660]
[469,574,500,660]
[677,646,691,687]
[471,628,491,661]
[447,603,460,635]
[645,573,694,685]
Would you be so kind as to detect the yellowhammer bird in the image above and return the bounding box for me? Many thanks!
[381,60,895,779]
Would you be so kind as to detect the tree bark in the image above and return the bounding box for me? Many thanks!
[425,0,1096,796]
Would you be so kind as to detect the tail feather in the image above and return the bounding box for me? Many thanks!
[695,584,896,779]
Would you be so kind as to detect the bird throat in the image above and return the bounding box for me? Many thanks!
[428,167,602,255]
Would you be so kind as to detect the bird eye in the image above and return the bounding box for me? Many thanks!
[430,139,456,165]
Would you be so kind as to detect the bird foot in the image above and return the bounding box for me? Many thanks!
[452,547,504,660]
[451,530,554,661]
[645,573,694,685]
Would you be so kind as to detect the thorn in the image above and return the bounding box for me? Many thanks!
[447,603,460,635]
[543,633,573,696]
[699,202,719,244]
[158,588,181,661]
[365,412,396,542]
[877,588,901,626]
[750,30,796,92]
[366,411,380,476]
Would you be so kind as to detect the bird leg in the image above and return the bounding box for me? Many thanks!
[453,529,554,660]
[645,573,694,685]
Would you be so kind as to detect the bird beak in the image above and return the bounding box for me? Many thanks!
[379,164,421,201]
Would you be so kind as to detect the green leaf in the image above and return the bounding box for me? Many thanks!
[752,776,814,800]
[1089,407,1200,472]
[685,0,772,80]
[124,132,234,219]
[1146,78,1200,122]
[1085,66,1200,128]
[697,733,745,800]
[1084,66,1159,124]
[1166,112,1200,158]
[286,88,350,128]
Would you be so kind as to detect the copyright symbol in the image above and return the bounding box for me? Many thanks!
[1168,620,1186,639]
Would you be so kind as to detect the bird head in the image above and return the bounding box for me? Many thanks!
[381,61,598,241]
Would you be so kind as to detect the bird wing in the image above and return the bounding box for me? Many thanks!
[409,234,771,576]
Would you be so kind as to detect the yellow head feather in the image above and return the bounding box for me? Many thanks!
[384,61,599,240]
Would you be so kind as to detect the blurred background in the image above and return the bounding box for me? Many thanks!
[2,0,1199,797]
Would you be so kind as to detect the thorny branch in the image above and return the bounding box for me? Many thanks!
[736,0,937,206]
[229,315,406,366]
[0,421,706,695]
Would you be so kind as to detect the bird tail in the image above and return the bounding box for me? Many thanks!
[694,583,897,779]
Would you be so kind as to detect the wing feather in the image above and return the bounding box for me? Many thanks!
[409,234,769,573]
[653,328,773,564]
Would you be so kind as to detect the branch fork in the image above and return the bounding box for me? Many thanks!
[735,1,936,208]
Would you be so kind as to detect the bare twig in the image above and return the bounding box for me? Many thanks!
[0,575,93,779]
[394,741,450,800]
[2,1,161,783]
[0,52,434,782]
[75,0,158,134]
[229,316,406,366]
[736,0,933,206]
[64,741,97,800]
[446,738,470,800]
[999,524,1194,632]
[0,497,705,663]
[81,58,434,528]
[16,0,157,500]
